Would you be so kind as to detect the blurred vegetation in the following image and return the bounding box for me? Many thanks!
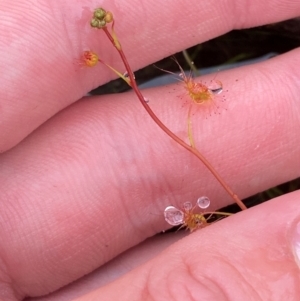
[91,18,300,210]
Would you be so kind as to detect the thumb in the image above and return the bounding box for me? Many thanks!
[77,190,300,300]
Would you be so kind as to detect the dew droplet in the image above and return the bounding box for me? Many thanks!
[208,80,223,95]
[197,196,210,209]
[123,71,135,79]
[164,206,184,226]
[143,97,150,103]
[183,201,192,211]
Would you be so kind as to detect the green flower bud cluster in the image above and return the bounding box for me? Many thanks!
[90,8,113,29]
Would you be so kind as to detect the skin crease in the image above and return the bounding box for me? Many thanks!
[0,0,300,300]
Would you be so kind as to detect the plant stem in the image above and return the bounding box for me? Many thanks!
[102,27,247,211]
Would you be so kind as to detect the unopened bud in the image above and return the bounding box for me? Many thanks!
[104,11,113,23]
[93,8,106,20]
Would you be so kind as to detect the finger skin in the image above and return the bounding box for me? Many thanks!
[0,48,300,299]
[1,0,300,151]
[71,191,300,301]
[28,233,188,301]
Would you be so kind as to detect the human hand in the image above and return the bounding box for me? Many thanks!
[1,1,300,300]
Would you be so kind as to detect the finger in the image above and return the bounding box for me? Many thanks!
[27,233,187,301]
[1,0,300,151]
[1,48,300,299]
[65,190,300,301]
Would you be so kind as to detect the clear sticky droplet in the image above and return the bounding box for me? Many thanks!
[143,97,150,103]
[197,196,210,209]
[183,201,192,211]
[164,206,184,226]
[208,80,223,95]
[123,71,135,79]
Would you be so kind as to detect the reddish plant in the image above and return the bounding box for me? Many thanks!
[87,8,247,211]
[164,197,232,232]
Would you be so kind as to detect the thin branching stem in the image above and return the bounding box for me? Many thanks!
[102,27,247,211]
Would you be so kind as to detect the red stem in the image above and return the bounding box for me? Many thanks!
[102,27,247,211]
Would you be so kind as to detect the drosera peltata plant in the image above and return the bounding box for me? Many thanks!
[156,57,226,117]
[164,196,232,232]
[85,7,247,230]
